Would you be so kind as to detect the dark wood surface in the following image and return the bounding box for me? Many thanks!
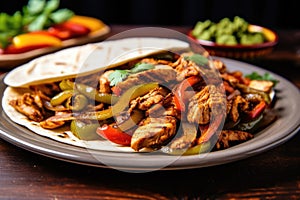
[0,25,299,200]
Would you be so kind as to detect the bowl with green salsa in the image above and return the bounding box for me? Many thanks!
[188,16,278,59]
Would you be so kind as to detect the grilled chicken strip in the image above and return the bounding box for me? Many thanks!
[129,87,169,112]
[187,85,226,124]
[99,70,113,93]
[131,116,177,151]
[227,95,249,123]
[30,83,61,98]
[114,65,177,94]
[171,53,203,81]
[214,130,254,150]
[131,94,180,151]
[9,93,45,122]
[168,122,198,150]
[39,112,67,129]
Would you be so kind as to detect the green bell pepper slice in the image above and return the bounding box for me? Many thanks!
[74,82,159,121]
[70,120,101,140]
[75,83,119,104]
[50,90,74,106]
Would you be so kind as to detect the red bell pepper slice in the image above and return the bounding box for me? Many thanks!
[47,27,73,40]
[53,21,91,38]
[173,76,201,111]
[198,114,223,144]
[247,100,266,120]
[96,124,132,146]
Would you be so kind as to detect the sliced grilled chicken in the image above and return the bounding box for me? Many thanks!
[131,116,177,151]
[227,95,248,123]
[9,93,45,122]
[129,87,169,112]
[214,130,254,150]
[187,85,226,124]
[131,94,180,151]
[168,122,198,150]
[114,65,177,94]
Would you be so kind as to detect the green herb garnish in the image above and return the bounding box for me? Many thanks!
[108,63,155,86]
[245,72,279,86]
[24,0,74,31]
[0,0,74,48]
[184,53,208,66]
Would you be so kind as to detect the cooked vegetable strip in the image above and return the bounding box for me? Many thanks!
[50,90,74,106]
[65,94,88,111]
[75,83,119,104]
[59,79,74,90]
[116,109,144,131]
[73,82,159,121]
[70,120,100,140]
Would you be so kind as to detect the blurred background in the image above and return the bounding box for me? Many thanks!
[1,0,299,30]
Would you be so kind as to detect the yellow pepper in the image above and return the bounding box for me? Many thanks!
[67,15,105,32]
[12,33,62,49]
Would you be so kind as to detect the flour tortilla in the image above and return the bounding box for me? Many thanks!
[4,37,189,87]
[2,37,190,151]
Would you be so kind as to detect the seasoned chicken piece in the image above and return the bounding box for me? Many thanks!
[171,54,202,81]
[248,80,274,93]
[40,118,66,129]
[9,93,45,122]
[99,70,113,93]
[187,85,226,124]
[114,65,177,94]
[30,83,61,97]
[227,95,249,123]
[221,73,240,86]
[168,122,198,150]
[146,93,180,119]
[40,112,73,129]
[129,87,169,111]
[209,59,227,73]
[214,130,254,150]
[138,58,174,65]
[131,94,180,151]
[131,116,177,151]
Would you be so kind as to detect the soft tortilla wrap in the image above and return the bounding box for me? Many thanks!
[2,37,190,151]
[4,37,189,87]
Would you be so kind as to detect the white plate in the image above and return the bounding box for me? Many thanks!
[0,57,299,172]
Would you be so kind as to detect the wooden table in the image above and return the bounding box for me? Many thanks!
[0,25,299,199]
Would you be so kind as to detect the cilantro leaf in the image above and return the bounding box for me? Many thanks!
[184,53,208,66]
[130,63,154,73]
[108,70,130,86]
[108,63,155,86]
[245,72,279,86]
